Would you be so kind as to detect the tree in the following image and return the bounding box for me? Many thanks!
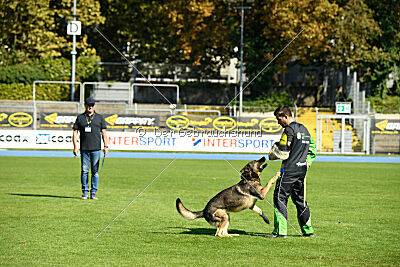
[0,0,104,59]
[364,0,400,97]
[2,0,399,102]
[236,0,389,102]
[89,0,233,77]
[158,1,232,69]
[327,0,382,70]
[239,0,340,98]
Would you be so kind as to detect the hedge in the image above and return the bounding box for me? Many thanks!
[0,55,100,85]
[0,83,70,101]
[0,64,49,84]
[367,95,400,113]
[0,54,100,101]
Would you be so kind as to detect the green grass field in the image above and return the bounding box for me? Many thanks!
[0,157,399,266]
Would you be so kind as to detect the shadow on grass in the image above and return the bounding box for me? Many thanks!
[168,226,267,237]
[8,193,80,199]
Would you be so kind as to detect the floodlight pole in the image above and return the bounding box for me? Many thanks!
[71,0,77,101]
[234,6,251,119]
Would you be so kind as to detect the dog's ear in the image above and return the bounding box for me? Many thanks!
[260,162,268,171]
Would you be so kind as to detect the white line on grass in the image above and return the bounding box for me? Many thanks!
[223,158,303,237]
[224,28,305,109]
[95,158,176,239]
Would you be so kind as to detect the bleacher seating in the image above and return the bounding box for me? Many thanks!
[296,107,362,153]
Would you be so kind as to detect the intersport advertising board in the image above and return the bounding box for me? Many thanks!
[0,129,280,153]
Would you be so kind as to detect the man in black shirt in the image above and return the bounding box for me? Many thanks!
[265,105,316,238]
[73,97,108,200]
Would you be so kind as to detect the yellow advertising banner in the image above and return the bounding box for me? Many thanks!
[0,112,33,128]
[372,119,400,135]
[40,113,77,129]
[104,114,160,130]
[165,115,282,134]
[40,113,160,130]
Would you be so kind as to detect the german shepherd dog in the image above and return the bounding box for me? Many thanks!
[176,157,280,237]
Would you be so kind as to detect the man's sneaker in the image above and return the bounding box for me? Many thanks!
[91,193,98,200]
[265,233,287,238]
[81,194,88,200]
[302,233,315,237]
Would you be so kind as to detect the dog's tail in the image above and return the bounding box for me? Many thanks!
[176,198,204,220]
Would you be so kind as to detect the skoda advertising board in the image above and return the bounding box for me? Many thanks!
[0,129,280,153]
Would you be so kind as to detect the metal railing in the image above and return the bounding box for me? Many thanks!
[317,114,371,154]
[33,81,82,130]
[82,82,180,109]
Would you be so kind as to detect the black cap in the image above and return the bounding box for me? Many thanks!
[85,97,95,105]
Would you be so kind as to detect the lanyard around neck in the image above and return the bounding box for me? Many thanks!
[85,112,95,126]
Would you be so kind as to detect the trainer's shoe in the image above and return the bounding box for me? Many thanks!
[91,193,98,200]
[265,233,287,238]
[81,194,88,200]
[302,233,315,237]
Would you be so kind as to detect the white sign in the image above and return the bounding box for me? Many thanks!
[67,21,81,35]
[336,102,351,114]
[0,130,73,149]
[107,129,279,153]
[0,129,280,153]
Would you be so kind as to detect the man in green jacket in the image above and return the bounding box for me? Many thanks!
[266,105,317,238]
